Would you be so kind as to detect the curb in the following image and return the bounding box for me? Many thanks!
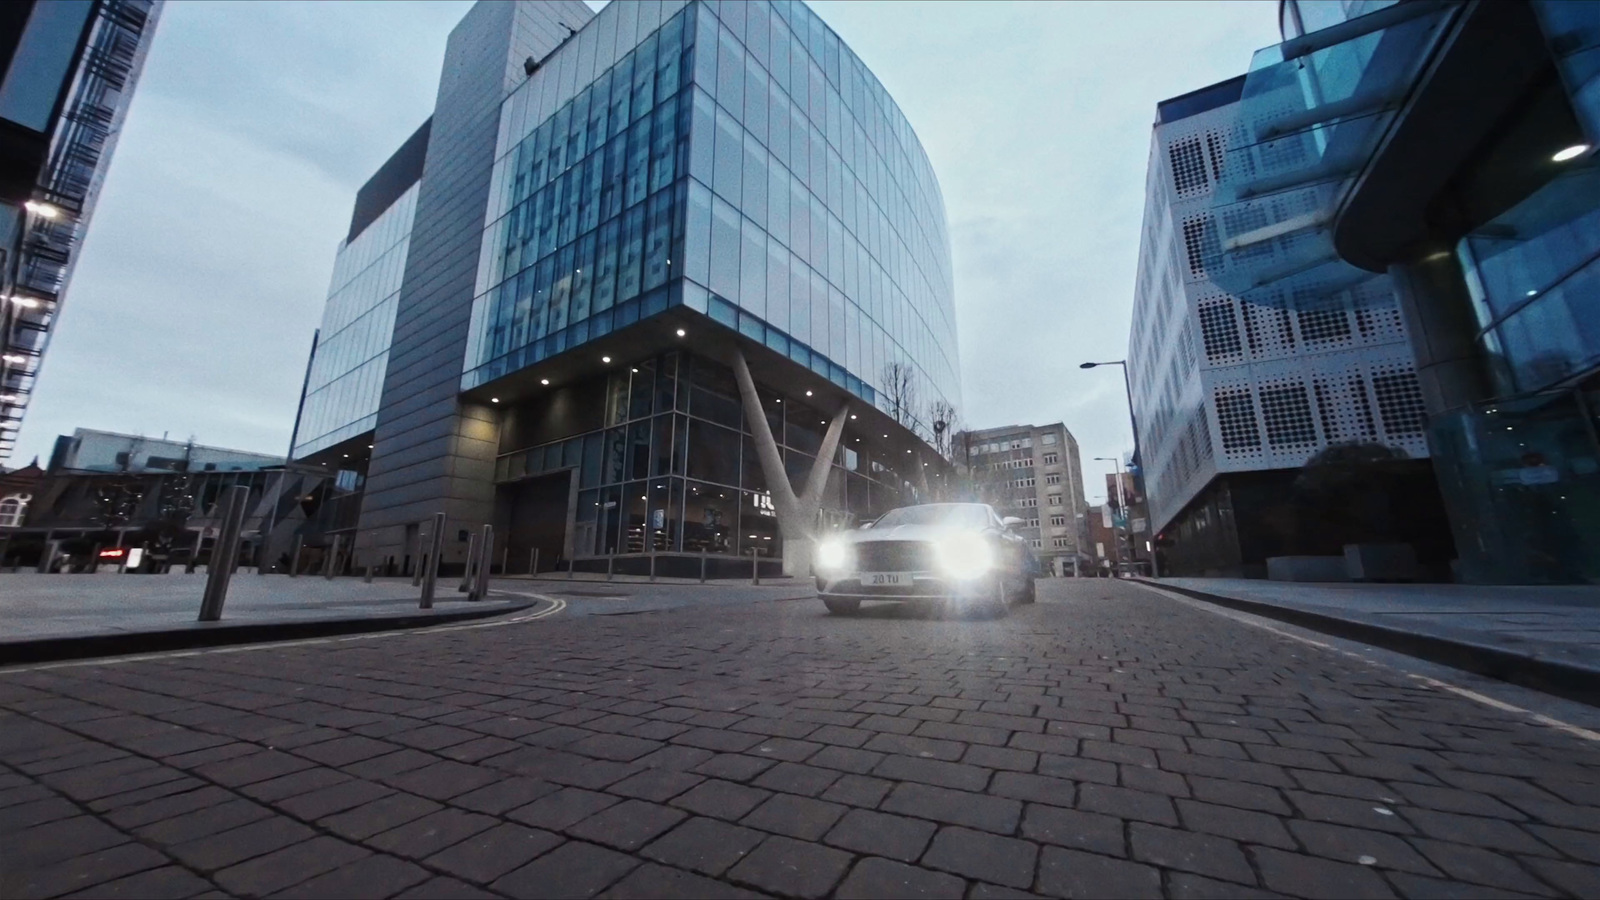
[1136,579,1600,708]
[0,600,538,666]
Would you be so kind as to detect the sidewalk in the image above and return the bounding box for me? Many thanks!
[0,573,535,665]
[1145,577,1600,705]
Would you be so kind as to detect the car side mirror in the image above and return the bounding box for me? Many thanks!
[1001,516,1024,529]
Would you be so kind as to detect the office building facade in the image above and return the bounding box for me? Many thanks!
[1194,0,1600,583]
[0,0,162,463]
[291,0,958,576]
[1127,71,1452,578]
[957,423,1088,577]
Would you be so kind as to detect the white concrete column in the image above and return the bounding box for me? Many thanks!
[731,350,850,577]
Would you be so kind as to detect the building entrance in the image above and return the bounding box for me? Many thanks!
[501,471,572,573]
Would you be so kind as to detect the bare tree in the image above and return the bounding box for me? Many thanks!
[881,361,918,430]
[926,398,960,461]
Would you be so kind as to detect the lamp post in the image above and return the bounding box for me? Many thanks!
[1082,359,1158,577]
[1094,456,1130,577]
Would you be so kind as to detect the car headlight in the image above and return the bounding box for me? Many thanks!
[936,533,994,580]
[815,538,851,573]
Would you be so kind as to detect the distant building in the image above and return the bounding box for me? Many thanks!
[0,1,163,462]
[1126,73,1453,578]
[956,423,1089,577]
[48,428,283,474]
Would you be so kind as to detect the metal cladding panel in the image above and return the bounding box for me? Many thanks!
[1128,90,1428,534]
[357,0,594,562]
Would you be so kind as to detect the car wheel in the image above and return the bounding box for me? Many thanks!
[823,597,861,615]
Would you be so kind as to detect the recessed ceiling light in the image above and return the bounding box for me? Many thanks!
[1553,144,1591,162]
[491,397,500,403]
[541,378,550,385]
[676,329,686,337]
[602,356,611,363]
[805,390,813,396]
[850,414,856,419]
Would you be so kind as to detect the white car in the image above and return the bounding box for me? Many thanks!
[814,502,1039,616]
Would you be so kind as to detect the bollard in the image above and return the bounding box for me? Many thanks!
[568,553,576,580]
[420,512,445,609]
[471,524,493,602]
[531,547,540,577]
[700,548,707,583]
[606,554,614,582]
[198,486,248,621]
[289,535,303,578]
[649,551,657,583]
[363,564,374,584]
[459,532,478,592]
[324,534,341,580]
[411,526,426,586]
[751,550,760,586]
[186,530,203,574]
[499,545,508,576]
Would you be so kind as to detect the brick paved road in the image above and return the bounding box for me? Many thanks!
[3,579,1599,899]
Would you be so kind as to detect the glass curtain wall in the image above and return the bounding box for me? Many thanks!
[495,350,914,559]
[294,183,419,458]
[466,1,961,440]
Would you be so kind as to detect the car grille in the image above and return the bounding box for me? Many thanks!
[854,541,935,572]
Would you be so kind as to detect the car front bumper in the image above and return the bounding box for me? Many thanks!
[815,572,995,600]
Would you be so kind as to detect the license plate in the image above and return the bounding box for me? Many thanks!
[862,572,908,586]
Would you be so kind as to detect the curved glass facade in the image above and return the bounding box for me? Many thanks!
[465,0,959,438]
[293,183,417,458]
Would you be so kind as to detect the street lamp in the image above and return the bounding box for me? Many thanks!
[1082,359,1158,577]
[1094,456,1131,577]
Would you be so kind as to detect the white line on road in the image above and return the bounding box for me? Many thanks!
[1133,581,1600,743]
[0,593,568,675]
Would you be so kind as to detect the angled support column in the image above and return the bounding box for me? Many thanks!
[731,350,850,576]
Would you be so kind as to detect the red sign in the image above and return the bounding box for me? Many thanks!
[98,547,126,558]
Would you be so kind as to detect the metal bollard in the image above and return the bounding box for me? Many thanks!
[606,554,614,582]
[531,547,540,577]
[471,524,493,602]
[700,548,708,583]
[649,551,657,583]
[499,545,508,576]
[198,485,249,621]
[459,532,479,592]
[289,535,303,578]
[324,534,341,580]
[363,564,374,584]
[420,512,445,609]
[567,553,576,580]
[751,551,760,586]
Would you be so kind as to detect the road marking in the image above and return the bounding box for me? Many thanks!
[0,592,567,675]
[1133,581,1600,743]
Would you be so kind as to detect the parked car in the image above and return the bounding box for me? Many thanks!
[814,502,1038,616]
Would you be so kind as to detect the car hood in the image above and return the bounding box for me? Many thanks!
[841,524,986,544]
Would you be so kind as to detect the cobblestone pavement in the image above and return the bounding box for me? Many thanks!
[3,579,1600,899]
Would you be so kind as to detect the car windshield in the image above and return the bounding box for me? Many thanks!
[871,504,993,530]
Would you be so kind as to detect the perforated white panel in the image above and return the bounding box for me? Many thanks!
[1130,95,1428,531]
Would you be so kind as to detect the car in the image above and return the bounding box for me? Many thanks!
[814,502,1039,616]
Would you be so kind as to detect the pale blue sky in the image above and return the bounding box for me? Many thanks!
[14,0,1280,502]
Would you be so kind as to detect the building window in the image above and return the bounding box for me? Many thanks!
[0,494,27,528]
[1052,537,1072,548]
[1169,136,1209,196]
[1042,452,1058,464]
[1045,473,1061,484]
[1042,434,1057,445]
[1027,517,1040,528]
[1048,494,1061,506]
[1029,539,1042,549]
[1015,477,1035,488]
[1050,515,1066,526]
[1019,497,1037,508]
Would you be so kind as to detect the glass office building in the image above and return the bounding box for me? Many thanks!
[292,0,958,575]
[1186,0,1600,583]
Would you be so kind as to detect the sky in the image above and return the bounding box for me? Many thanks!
[11,0,1281,505]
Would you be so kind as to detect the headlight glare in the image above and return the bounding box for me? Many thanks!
[936,533,994,580]
[816,539,850,572]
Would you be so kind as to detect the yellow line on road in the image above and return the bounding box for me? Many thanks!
[0,593,567,675]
